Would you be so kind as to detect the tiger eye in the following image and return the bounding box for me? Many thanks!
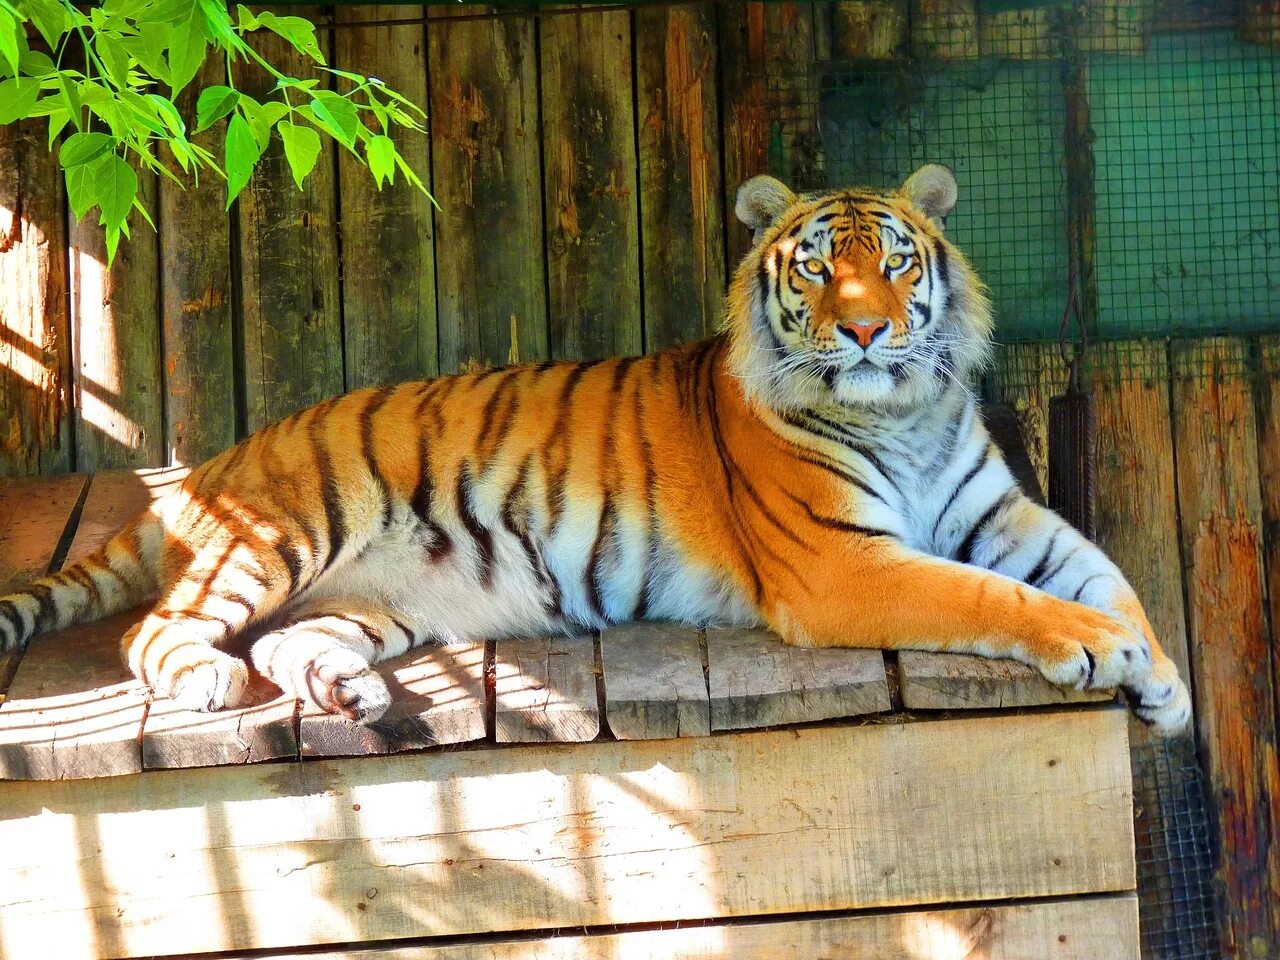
[886,253,907,270]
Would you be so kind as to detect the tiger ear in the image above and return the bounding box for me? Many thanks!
[735,175,798,243]
[900,163,958,227]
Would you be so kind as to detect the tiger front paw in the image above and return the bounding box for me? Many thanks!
[302,648,392,724]
[1032,606,1151,693]
[166,649,252,713]
[1124,657,1192,736]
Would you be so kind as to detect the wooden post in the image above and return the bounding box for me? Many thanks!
[1241,0,1280,47]
[540,6,642,362]
[0,119,72,476]
[69,161,163,470]
[718,2,769,274]
[235,7,343,432]
[1171,338,1280,957]
[911,0,980,59]
[832,1,909,59]
[1077,0,1153,55]
[428,6,548,372]
[635,4,726,350]
[336,5,438,387]
[160,58,236,466]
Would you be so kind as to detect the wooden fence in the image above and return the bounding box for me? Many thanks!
[1,2,1279,956]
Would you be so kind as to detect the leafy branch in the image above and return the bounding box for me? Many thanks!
[0,0,433,263]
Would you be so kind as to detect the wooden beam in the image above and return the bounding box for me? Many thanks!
[0,118,72,476]
[143,674,298,771]
[717,2,768,273]
[300,642,486,757]
[1171,338,1280,955]
[898,650,1110,711]
[0,710,1134,958]
[600,623,709,739]
[336,5,438,387]
[216,895,1141,959]
[707,626,889,730]
[635,4,726,351]
[428,6,547,372]
[493,633,599,742]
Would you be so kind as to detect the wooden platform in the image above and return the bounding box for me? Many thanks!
[0,470,1136,960]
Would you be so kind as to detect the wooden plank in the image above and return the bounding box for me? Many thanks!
[898,650,1111,711]
[635,4,726,351]
[142,674,297,771]
[912,0,980,58]
[69,160,163,471]
[718,2,768,272]
[160,57,236,466]
[1091,341,1191,692]
[832,0,909,58]
[1171,337,1280,956]
[763,3,823,187]
[0,473,87,697]
[540,5,642,361]
[990,343,1069,499]
[0,118,73,476]
[235,8,343,431]
[428,6,547,372]
[299,642,486,757]
[599,622,708,739]
[1242,0,1280,47]
[0,710,1135,958]
[707,626,890,730]
[493,633,598,742]
[0,469,186,779]
[336,5,438,387]
[1259,340,1280,916]
[217,895,1141,959]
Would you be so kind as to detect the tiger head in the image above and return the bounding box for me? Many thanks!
[726,164,993,415]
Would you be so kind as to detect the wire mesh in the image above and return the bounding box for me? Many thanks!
[767,0,1280,385]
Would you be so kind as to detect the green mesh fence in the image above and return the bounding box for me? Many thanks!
[767,0,1280,386]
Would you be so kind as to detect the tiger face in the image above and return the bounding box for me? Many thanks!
[728,164,993,414]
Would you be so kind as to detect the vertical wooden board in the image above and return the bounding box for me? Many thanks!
[635,4,726,351]
[336,5,438,388]
[429,7,547,373]
[1090,341,1190,690]
[235,9,343,432]
[493,633,599,742]
[1259,337,1280,823]
[912,0,980,58]
[540,6,642,361]
[718,2,768,273]
[599,623,709,739]
[0,119,72,477]
[990,342,1069,498]
[0,710,1135,957]
[707,626,890,730]
[214,896,1141,959]
[1171,337,1280,956]
[832,0,909,59]
[161,58,236,467]
[69,164,163,471]
[763,3,823,187]
[299,642,486,757]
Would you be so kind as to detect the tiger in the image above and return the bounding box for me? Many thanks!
[0,163,1191,734]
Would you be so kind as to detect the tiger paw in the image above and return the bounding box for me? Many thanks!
[1124,658,1192,736]
[167,650,251,712]
[1033,607,1151,693]
[303,648,391,724]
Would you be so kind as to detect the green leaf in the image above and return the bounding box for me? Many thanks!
[97,154,137,234]
[58,72,84,130]
[18,48,56,77]
[0,7,19,75]
[95,32,133,89]
[366,134,395,189]
[147,93,185,136]
[195,84,238,132]
[120,24,171,83]
[65,151,113,219]
[235,5,259,31]
[60,130,115,167]
[277,120,320,191]
[0,77,39,124]
[44,107,69,145]
[166,9,207,97]
[135,0,194,26]
[237,95,288,150]
[224,112,262,207]
[23,0,70,49]
[251,12,324,64]
[309,93,358,148]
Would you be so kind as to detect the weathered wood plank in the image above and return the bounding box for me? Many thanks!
[493,633,599,742]
[1091,341,1191,693]
[0,473,87,697]
[336,5,438,387]
[913,0,980,58]
[718,2,768,272]
[599,622,708,739]
[763,3,823,187]
[160,57,236,467]
[707,626,890,729]
[541,5,641,361]
[990,343,1069,499]
[1171,337,1280,957]
[0,710,1134,958]
[0,119,72,476]
[235,9,343,431]
[300,642,486,757]
[218,895,1141,959]
[1259,340,1280,931]
[832,0,909,59]
[142,674,297,771]
[428,6,547,372]
[898,650,1111,711]
[69,162,163,470]
[635,4,726,350]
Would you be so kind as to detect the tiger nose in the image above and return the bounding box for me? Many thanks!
[837,318,889,348]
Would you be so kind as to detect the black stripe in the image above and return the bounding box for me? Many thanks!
[457,466,494,587]
[29,583,57,634]
[359,385,398,528]
[331,613,385,652]
[411,435,453,562]
[793,451,890,507]
[0,598,24,638]
[932,445,991,540]
[500,456,545,590]
[956,491,1017,565]
[585,496,614,625]
[478,368,524,468]
[1025,529,1062,586]
[272,540,304,595]
[309,414,347,574]
[385,612,417,645]
[782,489,896,539]
[1040,544,1083,589]
[631,376,656,621]
[160,608,235,631]
[215,591,258,618]
[1072,573,1110,602]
